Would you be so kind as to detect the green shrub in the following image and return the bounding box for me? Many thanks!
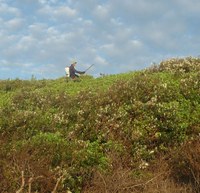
[0,56,200,192]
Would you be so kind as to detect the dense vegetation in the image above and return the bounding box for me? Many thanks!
[0,57,200,193]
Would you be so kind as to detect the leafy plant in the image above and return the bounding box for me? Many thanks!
[0,57,200,192]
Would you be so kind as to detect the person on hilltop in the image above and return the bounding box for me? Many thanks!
[65,60,85,80]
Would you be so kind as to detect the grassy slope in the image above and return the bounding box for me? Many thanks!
[0,57,200,193]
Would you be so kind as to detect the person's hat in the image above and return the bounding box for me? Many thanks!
[71,60,77,64]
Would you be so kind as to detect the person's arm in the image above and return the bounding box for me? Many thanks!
[75,69,85,74]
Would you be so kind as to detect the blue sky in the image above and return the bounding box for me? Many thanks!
[0,0,200,79]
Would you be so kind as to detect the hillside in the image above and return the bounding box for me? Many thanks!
[0,57,200,193]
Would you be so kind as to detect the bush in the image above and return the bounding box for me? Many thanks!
[148,57,200,73]
[170,139,200,193]
[0,56,200,192]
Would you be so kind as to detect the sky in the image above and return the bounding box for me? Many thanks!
[0,0,200,79]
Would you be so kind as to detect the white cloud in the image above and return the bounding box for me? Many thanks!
[5,18,25,31]
[28,23,48,39]
[0,3,21,17]
[93,4,109,21]
[0,1,200,79]
[38,4,77,20]
[100,43,118,58]
[54,6,77,17]
[94,56,109,66]
[175,0,200,14]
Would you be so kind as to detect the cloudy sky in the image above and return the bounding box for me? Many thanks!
[0,0,200,79]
